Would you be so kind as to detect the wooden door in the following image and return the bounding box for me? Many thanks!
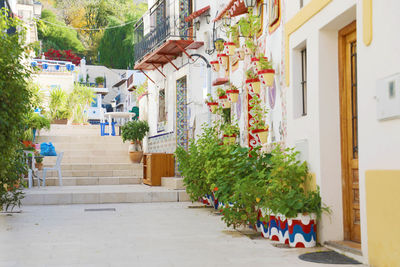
[339,21,360,243]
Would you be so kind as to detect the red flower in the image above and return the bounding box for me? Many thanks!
[214,187,218,192]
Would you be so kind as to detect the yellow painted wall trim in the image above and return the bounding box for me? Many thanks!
[284,0,333,86]
[363,0,372,46]
[366,170,400,267]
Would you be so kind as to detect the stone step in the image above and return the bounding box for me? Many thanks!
[41,150,129,158]
[45,143,130,151]
[29,176,142,186]
[43,156,132,164]
[22,185,190,205]
[37,135,125,144]
[43,163,141,171]
[161,177,185,190]
[36,169,142,178]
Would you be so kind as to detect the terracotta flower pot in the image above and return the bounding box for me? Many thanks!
[207,102,218,113]
[258,69,275,87]
[251,128,269,144]
[128,142,143,163]
[288,213,317,248]
[235,48,245,60]
[210,60,220,72]
[224,42,236,56]
[223,134,236,145]
[246,78,261,94]
[226,89,239,103]
[218,54,229,70]
[219,95,231,109]
[52,119,68,125]
[35,162,43,171]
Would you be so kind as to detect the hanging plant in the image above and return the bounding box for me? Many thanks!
[218,54,229,71]
[235,48,245,61]
[205,94,218,113]
[215,38,225,52]
[226,84,240,103]
[221,122,239,145]
[251,55,268,72]
[238,17,251,38]
[210,60,220,72]
[245,69,261,94]
[224,42,236,56]
[249,94,269,144]
[258,55,275,87]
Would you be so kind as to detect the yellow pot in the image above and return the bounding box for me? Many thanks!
[210,61,220,72]
[218,54,229,71]
[224,42,236,56]
[258,69,275,87]
[251,80,261,94]
[252,129,269,144]
[223,135,236,145]
[226,89,239,103]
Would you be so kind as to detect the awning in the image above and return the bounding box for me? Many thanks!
[185,5,210,22]
[134,40,204,73]
[112,79,126,88]
[213,0,248,22]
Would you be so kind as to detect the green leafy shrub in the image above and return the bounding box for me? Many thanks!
[121,120,149,151]
[95,76,105,84]
[49,87,70,120]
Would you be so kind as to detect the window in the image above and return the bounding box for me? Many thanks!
[301,48,307,116]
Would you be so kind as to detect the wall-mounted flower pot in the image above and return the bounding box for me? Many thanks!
[219,95,231,109]
[235,48,245,61]
[244,44,252,55]
[268,213,280,241]
[258,69,275,87]
[210,60,220,72]
[251,128,268,144]
[278,214,289,244]
[251,57,268,72]
[226,89,239,103]
[218,54,229,71]
[246,78,261,94]
[223,134,236,145]
[207,102,219,113]
[288,213,317,248]
[224,42,236,56]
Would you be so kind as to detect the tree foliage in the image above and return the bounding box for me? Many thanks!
[0,11,33,210]
[38,9,85,53]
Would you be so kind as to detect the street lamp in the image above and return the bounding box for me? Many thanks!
[244,0,257,8]
[205,13,211,24]
[222,15,231,26]
[195,19,201,31]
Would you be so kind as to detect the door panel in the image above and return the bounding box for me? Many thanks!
[339,21,361,243]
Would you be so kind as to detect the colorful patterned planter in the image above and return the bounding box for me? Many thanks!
[251,57,268,72]
[288,213,317,248]
[268,214,280,241]
[219,95,231,109]
[223,134,236,145]
[224,42,236,56]
[246,78,261,94]
[278,214,289,244]
[257,208,270,238]
[207,102,218,113]
[235,48,245,61]
[210,60,220,72]
[258,69,275,87]
[218,54,229,70]
[226,89,239,103]
[251,129,269,144]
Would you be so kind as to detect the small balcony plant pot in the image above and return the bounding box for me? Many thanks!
[210,60,220,72]
[268,213,280,241]
[219,95,231,109]
[224,42,236,56]
[207,102,219,113]
[223,134,236,145]
[226,89,239,103]
[251,128,268,144]
[278,214,289,244]
[288,213,317,248]
[235,48,245,61]
[257,208,270,238]
[218,54,229,71]
[52,118,68,125]
[35,162,43,171]
[258,69,275,87]
[246,78,261,94]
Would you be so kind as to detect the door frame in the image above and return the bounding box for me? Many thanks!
[338,20,357,241]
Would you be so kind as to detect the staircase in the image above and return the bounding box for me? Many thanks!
[22,124,189,205]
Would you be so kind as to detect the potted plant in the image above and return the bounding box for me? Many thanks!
[215,38,225,52]
[258,56,275,87]
[210,60,220,72]
[95,76,105,88]
[27,112,51,141]
[224,42,236,56]
[226,84,240,103]
[49,88,70,124]
[246,69,261,94]
[249,94,269,144]
[221,123,239,145]
[251,55,268,72]
[216,87,230,109]
[205,94,218,113]
[218,53,229,71]
[235,47,245,61]
[121,120,150,163]
[244,38,257,56]
[34,151,44,170]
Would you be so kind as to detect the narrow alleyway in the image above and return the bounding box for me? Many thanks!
[0,203,363,267]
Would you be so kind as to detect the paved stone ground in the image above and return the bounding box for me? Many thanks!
[0,203,364,267]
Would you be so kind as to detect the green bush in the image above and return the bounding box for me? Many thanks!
[95,76,105,84]
[121,120,149,151]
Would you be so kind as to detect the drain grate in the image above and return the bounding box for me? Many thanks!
[84,208,116,212]
[299,251,361,265]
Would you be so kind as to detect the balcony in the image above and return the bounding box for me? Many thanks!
[133,0,203,72]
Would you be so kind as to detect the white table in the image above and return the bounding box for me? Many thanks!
[103,112,135,136]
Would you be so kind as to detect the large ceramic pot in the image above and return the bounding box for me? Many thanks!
[128,142,143,163]
[288,213,317,248]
